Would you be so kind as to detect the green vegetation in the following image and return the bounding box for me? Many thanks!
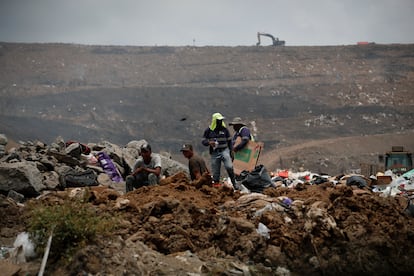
[27,199,117,261]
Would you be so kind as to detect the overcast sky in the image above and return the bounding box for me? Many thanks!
[0,0,413,46]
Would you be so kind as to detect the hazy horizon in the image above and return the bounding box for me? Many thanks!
[1,0,413,47]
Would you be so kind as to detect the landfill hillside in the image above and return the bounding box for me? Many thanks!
[0,42,414,174]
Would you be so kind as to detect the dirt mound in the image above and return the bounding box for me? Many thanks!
[2,172,414,275]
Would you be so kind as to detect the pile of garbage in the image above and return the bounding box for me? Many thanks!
[268,168,414,210]
[1,134,414,275]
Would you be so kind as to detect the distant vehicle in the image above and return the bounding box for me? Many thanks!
[357,41,376,45]
[256,32,285,46]
[361,146,413,176]
[381,146,413,175]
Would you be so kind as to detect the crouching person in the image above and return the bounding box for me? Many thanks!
[126,143,161,192]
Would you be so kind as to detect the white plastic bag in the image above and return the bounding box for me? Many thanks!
[12,232,36,262]
[256,222,270,239]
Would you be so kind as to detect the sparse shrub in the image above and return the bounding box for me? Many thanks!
[27,199,117,261]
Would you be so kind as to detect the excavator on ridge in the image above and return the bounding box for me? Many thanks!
[256,32,285,46]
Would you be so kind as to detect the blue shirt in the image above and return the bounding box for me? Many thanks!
[232,126,252,151]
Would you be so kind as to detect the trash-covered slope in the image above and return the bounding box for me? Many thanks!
[2,171,414,275]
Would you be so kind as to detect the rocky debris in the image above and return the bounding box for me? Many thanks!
[0,161,45,197]
[0,134,7,158]
[1,134,414,275]
[0,134,188,200]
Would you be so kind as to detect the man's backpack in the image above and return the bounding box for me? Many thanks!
[59,168,98,188]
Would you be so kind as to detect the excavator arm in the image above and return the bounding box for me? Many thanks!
[256,32,285,46]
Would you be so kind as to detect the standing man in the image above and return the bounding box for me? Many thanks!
[202,113,238,189]
[126,143,161,192]
[229,117,254,153]
[180,144,209,181]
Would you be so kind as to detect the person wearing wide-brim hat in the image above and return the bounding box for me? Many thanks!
[229,117,254,152]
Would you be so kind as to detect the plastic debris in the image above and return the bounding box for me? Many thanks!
[256,222,270,239]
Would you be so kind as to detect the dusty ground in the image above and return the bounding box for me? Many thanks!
[1,172,414,275]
